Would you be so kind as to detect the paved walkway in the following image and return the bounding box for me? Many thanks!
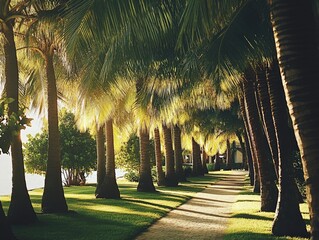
[135,171,247,240]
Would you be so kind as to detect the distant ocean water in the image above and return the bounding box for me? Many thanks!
[0,154,125,196]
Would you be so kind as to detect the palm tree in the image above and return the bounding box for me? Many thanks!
[267,61,308,237]
[97,119,120,198]
[163,124,178,187]
[0,1,37,224]
[191,137,203,176]
[137,126,156,192]
[270,1,319,238]
[154,127,165,186]
[0,201,15,240]
[95,123,106,197]
[173,124,186,182]
[243,70,278,212]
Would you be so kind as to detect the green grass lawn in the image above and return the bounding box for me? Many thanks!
[1,173,223,240]
[224,179,310,240]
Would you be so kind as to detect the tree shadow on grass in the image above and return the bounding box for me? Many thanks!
[232,213,273,221]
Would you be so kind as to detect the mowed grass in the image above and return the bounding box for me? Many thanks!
[1,173,223,240]
[224,179,310,240]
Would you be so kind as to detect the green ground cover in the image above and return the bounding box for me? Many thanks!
[224,180,310,240]
[1,173,222,240]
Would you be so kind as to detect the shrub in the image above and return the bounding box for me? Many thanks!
[207,163,214,171]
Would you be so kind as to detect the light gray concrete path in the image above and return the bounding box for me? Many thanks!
[135,171,247,240]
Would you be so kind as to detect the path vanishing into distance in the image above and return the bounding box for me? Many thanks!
[136,171,247,240]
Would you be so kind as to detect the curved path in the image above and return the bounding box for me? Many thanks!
[135,171,247,240]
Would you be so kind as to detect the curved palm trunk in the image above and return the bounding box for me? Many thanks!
[163,124,178,186]
[256,66,279,177]
[137,127,156,192]
[270,1,319,238]
[267,62,308,237]
[243,72,278,212]
[3,22,37,224]
[0,201,16,240]
[242,130,254,184]
[95,124,106,197]
[202,149,209,174]
[173,125,186,182]
[97,119,120,198]
[236,130,248,170]
[239,95,260,191]
[42,54,68,213]
[154,128,165,186]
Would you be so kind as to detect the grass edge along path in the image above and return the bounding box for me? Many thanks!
[1,171,228,240]
[223,178,310,240]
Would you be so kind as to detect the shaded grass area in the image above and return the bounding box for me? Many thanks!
[1,173,222,240]
[224,179,310,240]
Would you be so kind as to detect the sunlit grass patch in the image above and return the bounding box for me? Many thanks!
[1,172,223,240]
[224,179,310,240]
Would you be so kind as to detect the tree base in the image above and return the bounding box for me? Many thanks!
[137,174,156,192]
[0,202,17,240]
[260,182,278,212]
[164,175,178,187]
[95,176,120,199]
[42,188,68,214]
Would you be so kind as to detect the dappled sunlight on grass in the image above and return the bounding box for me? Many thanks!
[0,172,225,240]
[224,178,310,240]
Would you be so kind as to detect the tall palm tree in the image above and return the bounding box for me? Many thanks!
[191,137,203,176]
[0,1,37,224]
[137,125,156,192]
[243,70,278,212]
[97,119,120,198]
[270,1,319,238]
[267,61,308,237]
[173,124,186,182]
[95,123,106,197]
[163,124,178,186]
[154,127,165,186]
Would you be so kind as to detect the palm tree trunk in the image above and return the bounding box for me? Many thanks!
[95,124,106,197]
[256,66,279,177]
[236,130,248,170]
[270,1,319,238]
[42,54,68,213]
[0,201,16,240]
[154,127,165,186]
[267,62,308,237]
[163,124,178,186]
[243,71,278,212]
[239,95,260,191]
[3,22,37,224]
[173,125,186,182]
[202,149,209,174]
[242,130,254,184]
[192,137,203,175]
[213,150,221,171]
[226,139,233,170]
[137,127,156,192]
[97,119,120,198]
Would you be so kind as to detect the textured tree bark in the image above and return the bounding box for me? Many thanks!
[270,0,319,238]
[97,119,120,198]
[173,125,186,182]
[242,130,254,185]
[226,139,233,170]
[267,62,308,237]
[0,201,16,240]
[243,71,278,212]
[236,130,248,170]
[3,22,37,224]
[137,127,156,192]
[154,128,165,186]
[95,124,106,197]
[256,66,279,177]
[239,95,260,192]
[163,124,178,186]
[213,150,221,171]
[41,53,68,213]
